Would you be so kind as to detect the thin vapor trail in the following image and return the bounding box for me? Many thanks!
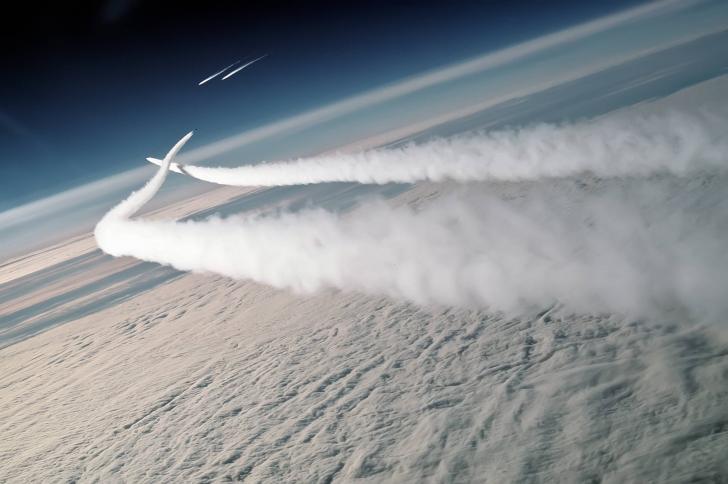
[221,55,268,80]
[198,61,241,86]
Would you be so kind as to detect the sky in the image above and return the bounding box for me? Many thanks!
[0,0,649,211]
[1,0,727,261]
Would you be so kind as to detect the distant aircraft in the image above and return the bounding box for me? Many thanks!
[146,155,188,175]
[221,54,268,80]
[198,61,240,85]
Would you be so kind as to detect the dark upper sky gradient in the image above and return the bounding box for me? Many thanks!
[0,0,647,211]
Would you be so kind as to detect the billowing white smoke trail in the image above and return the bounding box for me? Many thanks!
[97,127,728,319]
[148,111,728,186]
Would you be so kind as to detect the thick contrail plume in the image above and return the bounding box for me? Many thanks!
[148,111,728,186]
[98,131,728,321]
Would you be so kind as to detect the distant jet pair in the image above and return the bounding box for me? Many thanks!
[198,54,268,85]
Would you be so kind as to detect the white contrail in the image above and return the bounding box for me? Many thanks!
[104,131,193,219]
[147,110,728,187]
[99,129,728,321]
[221,54,268,80]
[198,61,240,86]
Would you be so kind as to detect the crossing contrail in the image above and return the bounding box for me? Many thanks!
[221,54,268,80]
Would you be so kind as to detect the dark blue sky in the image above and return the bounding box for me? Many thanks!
[0,0,647,211]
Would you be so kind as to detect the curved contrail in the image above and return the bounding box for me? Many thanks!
[103,131,192,220]
[147,111,728,187]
